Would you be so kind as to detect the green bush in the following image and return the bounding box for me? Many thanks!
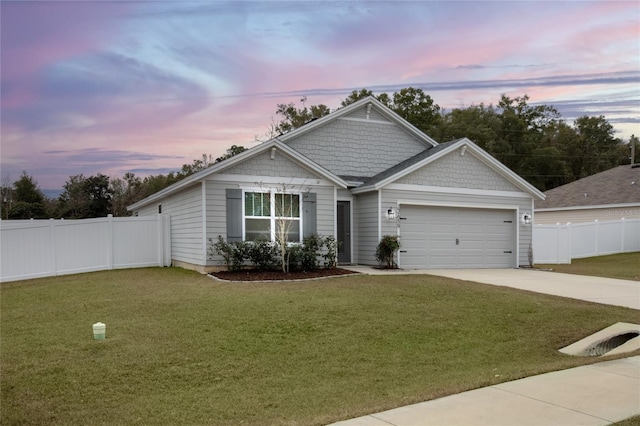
[208,236,247,272]
[301,234,322,271]
[209,234,339,272]
[285,243,304,272]
[247,239,278,271]
[323,236,338,269]
[375,235,400,269]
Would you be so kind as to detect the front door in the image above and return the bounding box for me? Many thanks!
[337,201,351,264]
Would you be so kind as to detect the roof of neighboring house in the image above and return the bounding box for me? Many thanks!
[535,165,640,210]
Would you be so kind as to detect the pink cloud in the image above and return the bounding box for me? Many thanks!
[1,1,131,108]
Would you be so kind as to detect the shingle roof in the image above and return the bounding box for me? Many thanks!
[535,165,640,209]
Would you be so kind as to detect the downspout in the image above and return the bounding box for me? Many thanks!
[201,180,207,267]
[377,189,382,242]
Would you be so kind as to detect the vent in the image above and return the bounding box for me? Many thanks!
[559,322,640,357]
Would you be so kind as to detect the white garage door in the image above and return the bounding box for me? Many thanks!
[399,205,515,269]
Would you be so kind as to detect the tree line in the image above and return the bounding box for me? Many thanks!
[2,88,636,219]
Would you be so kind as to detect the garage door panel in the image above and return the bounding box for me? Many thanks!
[400,205,515,269]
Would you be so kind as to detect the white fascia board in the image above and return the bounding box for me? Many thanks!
[535,202,640,212]
[384,183,533,199]
[460,139,546,201]
[396,199,520,211]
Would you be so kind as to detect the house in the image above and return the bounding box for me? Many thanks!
[128,97,544,271]
[535,164,640,224]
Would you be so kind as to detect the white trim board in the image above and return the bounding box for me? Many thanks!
[384,183,531,199]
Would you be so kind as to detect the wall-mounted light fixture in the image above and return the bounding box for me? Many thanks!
[385,206,396,221]
[521,212,532,225]
[270,147,277,160]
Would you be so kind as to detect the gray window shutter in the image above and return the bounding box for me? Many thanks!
[226,188,243,242]
[302,192,317,238]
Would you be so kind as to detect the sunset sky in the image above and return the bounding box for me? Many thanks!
[1,0,639,191]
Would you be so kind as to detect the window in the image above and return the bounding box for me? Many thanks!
[244,191,301,242]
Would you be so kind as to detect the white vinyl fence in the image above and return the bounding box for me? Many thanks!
[533,218,640,264]
[1,215,171,283]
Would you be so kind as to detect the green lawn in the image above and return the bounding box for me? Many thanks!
[2,268,639,425]
[538,252,640,281]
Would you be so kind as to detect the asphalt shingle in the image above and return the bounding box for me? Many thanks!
[536,165,640,209]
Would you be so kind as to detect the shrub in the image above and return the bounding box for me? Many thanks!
[285,243,304,272]
[323,236,338,269]
[209,236,247,272]
[375,235,400,269]
[247,239,278,271]
[301,234,322,271]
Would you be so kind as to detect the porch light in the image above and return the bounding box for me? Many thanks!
[386,206,396,221]
[521,212,532,225]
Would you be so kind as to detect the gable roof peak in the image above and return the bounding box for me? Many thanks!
[277,95,438,148]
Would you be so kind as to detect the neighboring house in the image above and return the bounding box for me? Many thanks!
[535,164,640,224]
[128,97,544,271]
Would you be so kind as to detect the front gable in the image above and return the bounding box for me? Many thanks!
[353,139,545,200]
[222,148,324,181]
[395,149,521,192]
[285,116,429,178]
[281,97,437,178]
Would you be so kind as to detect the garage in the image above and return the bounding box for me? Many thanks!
[399,205,516,269]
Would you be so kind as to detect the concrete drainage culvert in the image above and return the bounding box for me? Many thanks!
[559,322,640,357]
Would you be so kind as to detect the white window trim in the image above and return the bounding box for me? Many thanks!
[242,189,303,242]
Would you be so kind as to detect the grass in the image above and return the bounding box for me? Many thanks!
[2,268,639,425]
[613,415,640,426]
[538,252,640,281]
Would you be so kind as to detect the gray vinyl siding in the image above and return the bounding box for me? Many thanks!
[285,119,427,177]
[152,183,204,265]
[224,149,315,179]
[314,185,335,238]
[380,188,533,267]
[396,151,521,192]
[204,178,336,267]
[354,192,379,265]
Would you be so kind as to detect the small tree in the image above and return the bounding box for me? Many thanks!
[274,191,300,273]
[375,235,400,269]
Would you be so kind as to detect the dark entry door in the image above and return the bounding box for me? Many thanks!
[337,201,351,264]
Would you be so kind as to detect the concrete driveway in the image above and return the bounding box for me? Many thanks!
[346,267,640,310]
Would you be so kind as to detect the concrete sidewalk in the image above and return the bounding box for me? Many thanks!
[331,356,640,426]
[344,267,640,309]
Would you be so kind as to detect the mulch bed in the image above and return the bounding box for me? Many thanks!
[210,267,359,282]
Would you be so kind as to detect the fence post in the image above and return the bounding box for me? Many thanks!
[156,214,163,267]
[594,219,599,256]
[49,218,57,276]
[107,214,114,270]
[621,218,625,253]
[566,222,572,264]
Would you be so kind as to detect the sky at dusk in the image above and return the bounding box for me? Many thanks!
[2,0,639,191]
